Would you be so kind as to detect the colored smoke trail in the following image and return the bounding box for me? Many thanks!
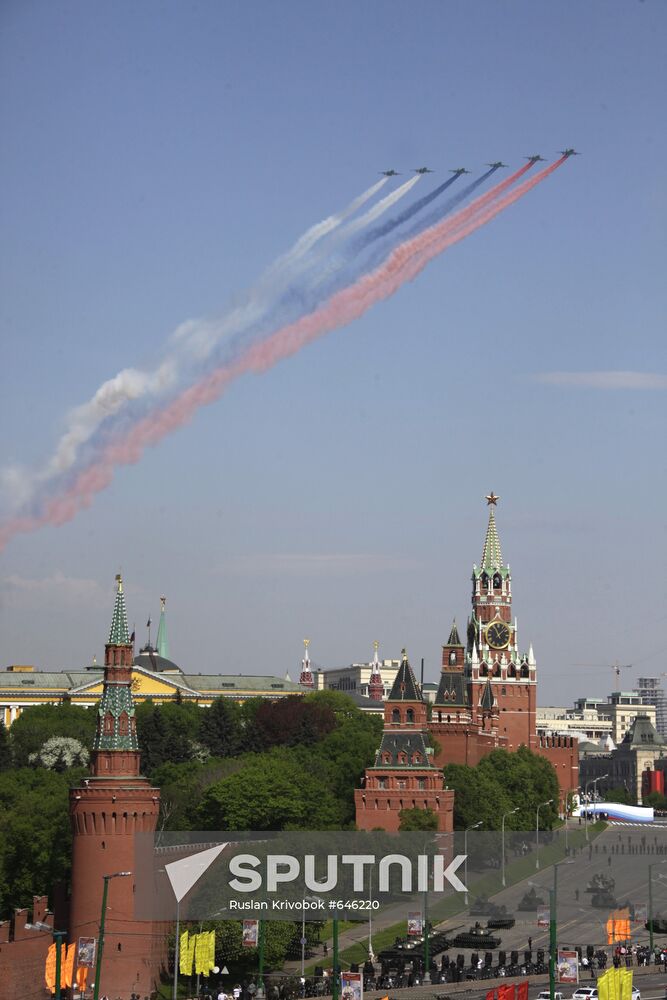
[0,177,397,514]
[266,176,389,272]
[0,159,567,551]
[354,172,462,250]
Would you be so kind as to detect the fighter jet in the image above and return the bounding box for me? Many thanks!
[487,161,508,169]
[414,167,433,174]
[559,148,580,157]
[380,169,400,176]
[449,167,471,175]
[524,154,546,162]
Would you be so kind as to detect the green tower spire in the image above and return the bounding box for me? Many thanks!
[108,574,131,645]
[481,493,503,571]
[156,596,169,659]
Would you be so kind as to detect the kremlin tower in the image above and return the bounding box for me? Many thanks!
[368,641,384,702]
[299,638,314,688]
[69,575,164,997]
[355,651,454,832]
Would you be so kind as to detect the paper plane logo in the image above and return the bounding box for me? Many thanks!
[165,843,227,903]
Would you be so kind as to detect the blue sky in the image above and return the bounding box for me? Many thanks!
[1,1,665,705]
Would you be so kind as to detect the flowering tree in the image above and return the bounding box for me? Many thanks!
[29,736,90,771]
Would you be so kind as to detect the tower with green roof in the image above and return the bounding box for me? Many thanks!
[69,575,163,996]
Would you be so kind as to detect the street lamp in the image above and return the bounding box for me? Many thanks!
[648,860,667,952]
[535,799,554,869]
[501,807,519,887]
[25,922,67,1000]
[92,871,132,1000]
[464,821,482,905]
[584,774,608,841]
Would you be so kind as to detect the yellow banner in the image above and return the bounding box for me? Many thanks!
[598,966,633,1000]
[180,930,193,976]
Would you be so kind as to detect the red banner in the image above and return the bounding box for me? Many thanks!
[486,990,496,1000]
[517,981,529,1000]
[498,985,516,1000]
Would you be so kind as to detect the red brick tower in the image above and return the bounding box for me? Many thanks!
[69,575,163,998]
[430,622,505,766]
[368,641,384,702]
[467,494,537,749]
[355,651,454,832]
[299,638,314,688]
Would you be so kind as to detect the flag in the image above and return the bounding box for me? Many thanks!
[180,930,193,976]
[498,985,516,1000]
[130,630,135,643]
[486,990,496,1000]
[45,943,56,991]
[75,967,88,992]
[517,982,529,1000]
[598,967,633,1000]
[208,929,216,973]
[194,933,206,975]
[63,943,76,988]
[146,617,152,628]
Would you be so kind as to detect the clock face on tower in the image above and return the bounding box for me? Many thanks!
[485,620,511,650]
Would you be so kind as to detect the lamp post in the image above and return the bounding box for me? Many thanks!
[25,922,67,1000]
[332,919,339,1000]
[92,871,132,1000]
[501,807,519,887]
[536,799,554,869]
[464,821,482,905]
[584,774,608,841]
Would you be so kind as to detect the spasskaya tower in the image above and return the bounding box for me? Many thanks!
[466,493,537,750]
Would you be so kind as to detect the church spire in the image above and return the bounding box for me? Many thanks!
[481,493,503,571]
[108,574,130,645]
[156,596,169,659]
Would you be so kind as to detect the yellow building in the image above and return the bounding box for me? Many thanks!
[0,660,307,727]
[1,586,307,727]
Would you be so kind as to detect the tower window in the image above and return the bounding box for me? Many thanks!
[391,708,400,724]
[406,708,415,724]
[493,573,502,589]
[449,651,456,665]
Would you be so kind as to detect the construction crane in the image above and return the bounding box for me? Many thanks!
[572,661,632,691]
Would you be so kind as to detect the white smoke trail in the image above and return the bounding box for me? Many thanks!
[267,176,389,272]
[0,179,400,514]
[336,174,421,238]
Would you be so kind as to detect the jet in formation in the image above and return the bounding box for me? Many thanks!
[380,169,400,176]
[524,154,546,162]
[414,166,433,174]
[487,161,508,168]
[449,167,471,175]
[559,148,580,157]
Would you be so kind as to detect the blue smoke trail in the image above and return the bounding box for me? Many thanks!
[352,173,461,252]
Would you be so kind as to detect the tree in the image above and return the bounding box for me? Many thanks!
[443,763,514,831]
[604,785,634,805]
[200,698,244,758]
[0,722,11,771]
[477,747,559,830]
[0,766,86,917]
[399,807,439,831]
[135,700,205,774]
[643,791,667,810]
[199,748,344,830]
[29,736,89,771]
[10,703,96,767]
[252,696,337,751]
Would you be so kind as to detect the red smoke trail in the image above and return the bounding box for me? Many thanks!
[0,159,566,550]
